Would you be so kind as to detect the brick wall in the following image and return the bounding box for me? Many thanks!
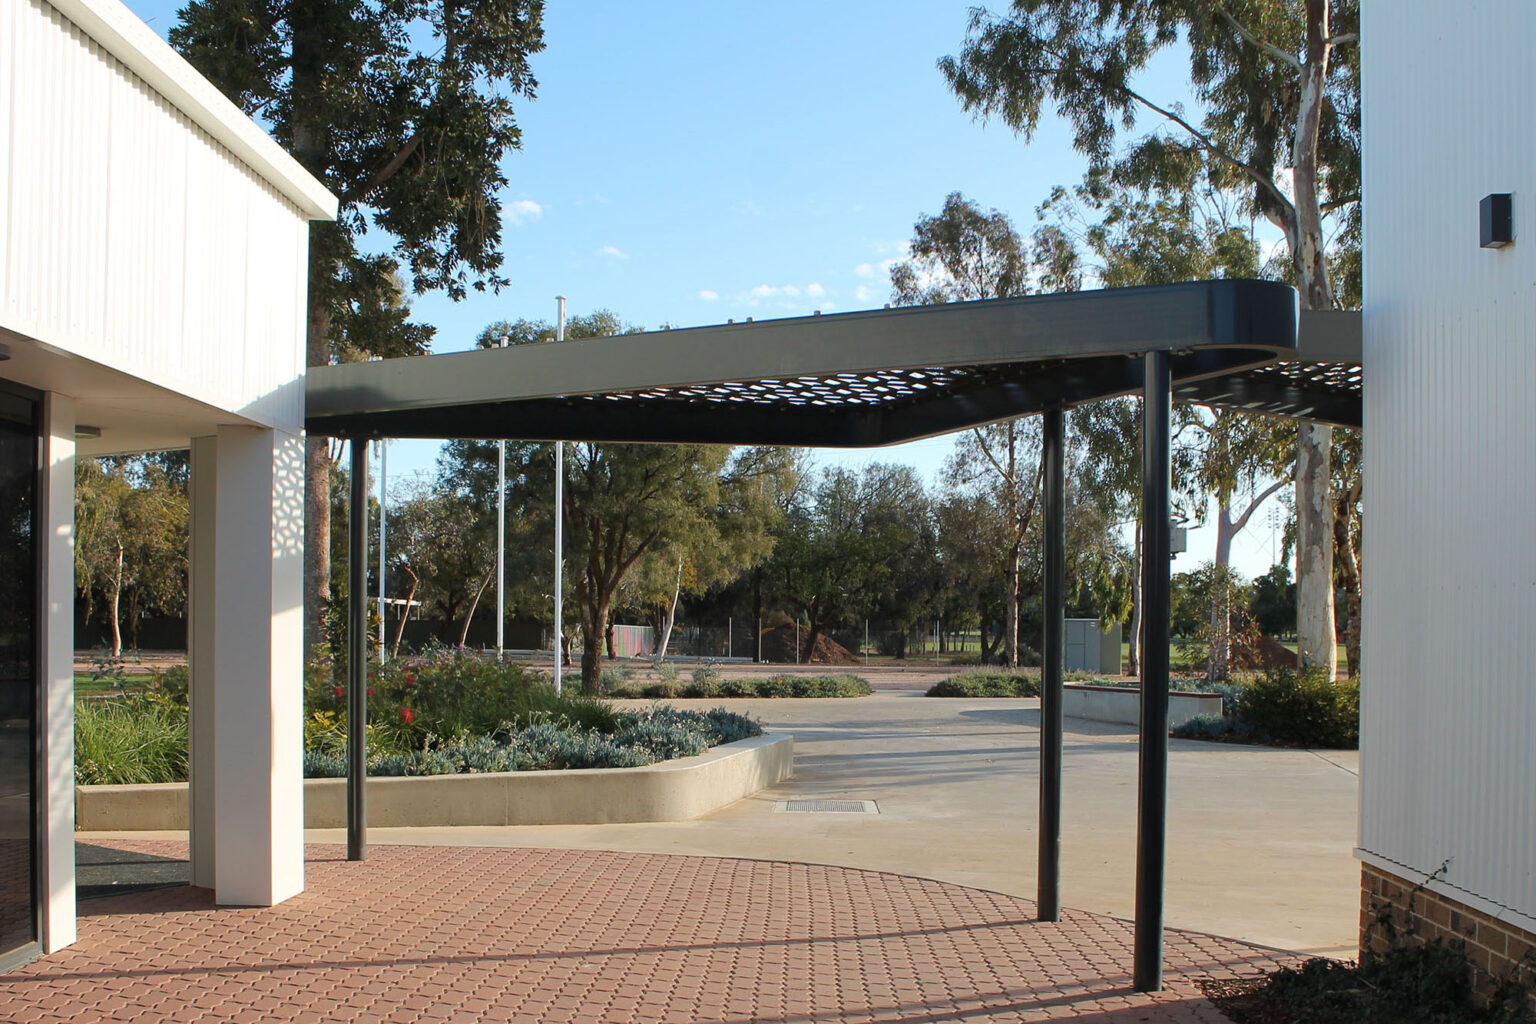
[1361,864,1536,1006]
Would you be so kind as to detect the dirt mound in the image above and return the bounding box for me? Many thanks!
[1228,632,1297,671]
[757,625,861,665]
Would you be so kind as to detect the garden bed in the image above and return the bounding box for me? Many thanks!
[605,670,871,700]
[77,732,793,830]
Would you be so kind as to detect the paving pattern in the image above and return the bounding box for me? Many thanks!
[1,843,1294,1023]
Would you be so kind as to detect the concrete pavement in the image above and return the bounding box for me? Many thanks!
[287,689,1361,957]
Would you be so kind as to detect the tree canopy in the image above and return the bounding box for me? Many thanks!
[171,0,547,657]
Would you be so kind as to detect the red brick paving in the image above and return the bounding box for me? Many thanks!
[1,843,1293,1022]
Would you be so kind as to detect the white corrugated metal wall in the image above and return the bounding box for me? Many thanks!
[0,0,309,428]
[1361,0,1536,928]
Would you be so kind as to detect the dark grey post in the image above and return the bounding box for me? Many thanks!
[1135,351,1171,991]
[1038,407,1065,921]
[347,438,368,862]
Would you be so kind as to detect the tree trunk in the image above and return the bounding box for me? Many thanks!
[652,560,683,665]
[1128,520,1142,678]
[109,540,124,658]
[579,597,609,694]
[1333,494,1363,678]
[303,433,332,658]
[292,6,335,664]
[979,616,999,663]
[1291,0,1338,680]
[458,571,493,647]
[1004,542,1021,668]
[1208,505,1236,683]
[1295,424,1336,676]
[803,622,823,664]
[391,571,418,658]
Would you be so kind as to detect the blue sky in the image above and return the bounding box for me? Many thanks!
[125,0,1286,579]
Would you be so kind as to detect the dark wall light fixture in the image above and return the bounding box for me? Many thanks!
[1481,193,1514,248]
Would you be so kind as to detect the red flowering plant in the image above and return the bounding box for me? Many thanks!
[303,645,619,760]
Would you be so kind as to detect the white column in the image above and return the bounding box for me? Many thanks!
[38,394,75,952]
[208,426,305,906]
[187,436,217,889]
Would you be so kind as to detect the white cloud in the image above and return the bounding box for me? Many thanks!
[697,289,719,301]
[855,257,900,280]
[507,198,544,224]
[749,283,801,300]
[724,282,838,312]
[599,245,629,260]
[855,285,875,303]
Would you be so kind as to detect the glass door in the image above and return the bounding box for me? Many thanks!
[0,384,37,962]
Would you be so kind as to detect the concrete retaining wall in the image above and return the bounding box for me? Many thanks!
[1063,684,1223,729]
[77,733,793,831]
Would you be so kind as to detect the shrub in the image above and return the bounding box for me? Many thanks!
[301,705,762,777]
[927,670,1040,698]
[75,694,189,785]
[1235,666,1359,748]
[303,648,619,754]
[599,665,636,692]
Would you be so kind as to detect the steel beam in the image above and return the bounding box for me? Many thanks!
[1038,407,1066,921]
[347,440,368,862]
[306,280,1298,426]
[1135,351,1172,992]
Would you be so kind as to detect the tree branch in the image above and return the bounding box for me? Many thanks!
[341,133,425,205]
[1230,474,1293,537]
[1325,32,1357,45]
[1044,51,1297,221]
[1216,6,1301,70]
[971,428,1017,489]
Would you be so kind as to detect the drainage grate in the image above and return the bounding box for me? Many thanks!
[774,799,878,814]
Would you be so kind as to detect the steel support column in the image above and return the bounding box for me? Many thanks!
[1038,407,1065,921]
[1135,351,1172,991]
[347,439,368,862]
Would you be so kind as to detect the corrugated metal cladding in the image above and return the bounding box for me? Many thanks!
[1361,0,1536,924]
[0,0,309,428]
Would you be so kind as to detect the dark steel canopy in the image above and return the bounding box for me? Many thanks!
[309,276,1362,995]
[305,279,1361,443]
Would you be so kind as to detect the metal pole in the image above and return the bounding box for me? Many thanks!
[378,439,386,665]
[553,296,566,694]
[497,437,505,657]
[1039,407,1066,921]
[864,619,869,665]
[347,438,368,862]
[728,617,732,658]
[1135,351,1172,992]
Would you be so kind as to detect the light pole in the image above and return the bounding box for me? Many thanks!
[496,333,509,659]
[378,439,387,664]
[553,297,566,694]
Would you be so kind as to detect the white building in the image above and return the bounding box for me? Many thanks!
[1360,0,1536,996]
[0,0,333,967]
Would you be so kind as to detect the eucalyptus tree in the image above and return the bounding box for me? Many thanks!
[890,193,1077,667]
[1049,161,1282,678]
[171,0,546,658]
[441,311,790,691]
[941,0,1359,676]
[75,456,190,656]
[769,464,935,661]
